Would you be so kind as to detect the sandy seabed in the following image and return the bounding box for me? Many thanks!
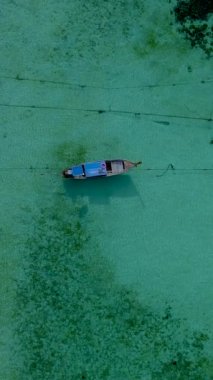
[0,0,213,378]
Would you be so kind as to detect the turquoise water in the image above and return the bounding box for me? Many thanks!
[1,1,213,379]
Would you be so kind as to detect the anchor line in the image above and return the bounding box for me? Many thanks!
[0,167,212,172]
[1,75,213,89]
[0,103,212,122]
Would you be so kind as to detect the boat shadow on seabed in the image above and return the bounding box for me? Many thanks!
[63,174,144,206]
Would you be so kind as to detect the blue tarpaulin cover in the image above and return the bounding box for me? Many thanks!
[85,161,107,177]
[72,165,84,176]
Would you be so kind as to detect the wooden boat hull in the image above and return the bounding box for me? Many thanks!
[63,160,142,179]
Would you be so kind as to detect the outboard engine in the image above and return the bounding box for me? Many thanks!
[62,169,73,178]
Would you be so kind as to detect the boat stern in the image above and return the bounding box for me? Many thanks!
[62,168,73,178]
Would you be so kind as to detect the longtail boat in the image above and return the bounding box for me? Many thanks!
[62,159,142,179]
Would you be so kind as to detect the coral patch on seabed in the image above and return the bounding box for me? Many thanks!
[13,201,212,379]
[174,0,213,57]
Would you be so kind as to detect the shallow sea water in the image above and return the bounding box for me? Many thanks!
[1,0,213,379]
